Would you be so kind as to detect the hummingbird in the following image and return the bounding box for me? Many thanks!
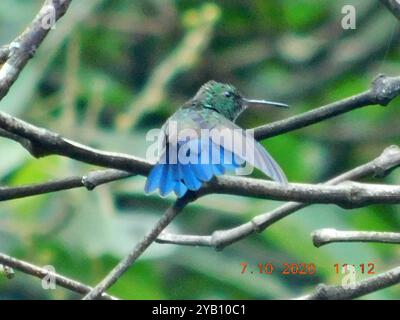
[145,81,288,198]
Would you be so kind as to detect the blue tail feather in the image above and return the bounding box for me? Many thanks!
[180,163,202,191]
[172,163,182,181]
[190,163,213,182]
[145,163,165,194]
[212,163,225,176]
[146,138,247,198]
[174,181,188,197]
[159,165,175,197]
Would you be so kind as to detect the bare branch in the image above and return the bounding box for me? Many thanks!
[0,169,132,201]
[0,110,151,174]
[0,128,48,157]
[82,169,134,190]
[380,0,400,20]
[0,252,117,300]
[253,75,400,140]
[0,264,15,279]
[157,145,400,249]
[207,177,400,207]
[312,228,400,247]
[0,46,10,64]
[298,265,400,300]
[82,194,194,300]
[0,0,72,101]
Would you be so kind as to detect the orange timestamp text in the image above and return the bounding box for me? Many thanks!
[240,262,316,275]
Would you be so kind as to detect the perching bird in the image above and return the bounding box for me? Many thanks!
[145,81,288,198]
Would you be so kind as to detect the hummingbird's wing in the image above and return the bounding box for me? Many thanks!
[183,108,288,184]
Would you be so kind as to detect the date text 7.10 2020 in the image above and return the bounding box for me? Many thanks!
[240,262,316,275]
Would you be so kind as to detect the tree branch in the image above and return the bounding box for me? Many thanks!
[0,169,133,201]
[0,128,48,157]
[206,177,400,207]
[380,0,400,20]
[0,110,151,174]
[298,265,400,300]
[156,145,400,249]
[82,194,195,300]
[0,46,10,64]
[253,75,400,140]
[312,228,400,247]
[0,264,15,279]
[0,252,117,300]
[0,0,72,101]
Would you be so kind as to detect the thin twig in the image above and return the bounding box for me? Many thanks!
[297,265,400,300]
[0,169,133,201]
[380,0,400,20]
[0,46,10,64]
[0,110,151,174]
[0,264,15,279]
[312,228,400,247]
[205,177,400,207]
[0,0,72,101]
[82,194,194,300]
[0,252,117,300]
[253,75,400,140]
[156,145,400,249]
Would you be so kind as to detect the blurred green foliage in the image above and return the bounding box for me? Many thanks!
[0,0,399,299]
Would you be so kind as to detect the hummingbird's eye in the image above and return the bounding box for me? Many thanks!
[224,91,232,98]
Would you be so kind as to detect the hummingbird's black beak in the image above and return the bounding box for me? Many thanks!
[243,98,289,108]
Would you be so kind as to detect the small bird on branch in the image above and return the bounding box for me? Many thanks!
[145,81,288,198]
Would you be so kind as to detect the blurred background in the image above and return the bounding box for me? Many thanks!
[0,0,400,299]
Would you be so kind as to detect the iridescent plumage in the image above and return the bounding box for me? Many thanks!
[145,81,288,198]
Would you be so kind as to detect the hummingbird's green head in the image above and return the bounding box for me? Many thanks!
[194,80,288,122]
[193,81,244,121]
